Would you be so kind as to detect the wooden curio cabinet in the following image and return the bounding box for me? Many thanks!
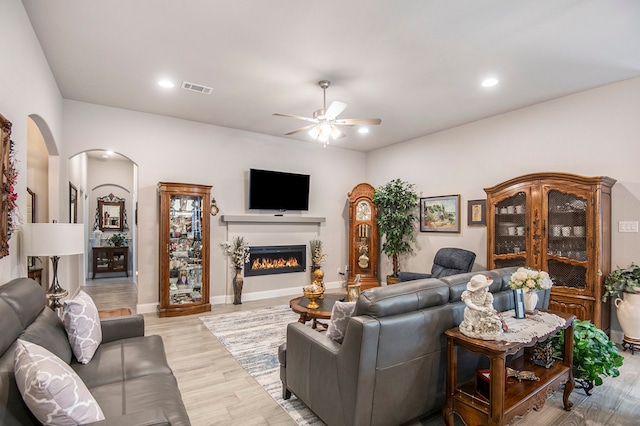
[158,182,212,317]
[485,173,616,332]
[348,183,380,290]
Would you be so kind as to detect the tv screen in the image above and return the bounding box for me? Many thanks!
[249,168,310,211]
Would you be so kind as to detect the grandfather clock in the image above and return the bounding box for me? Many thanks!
[348,183,379,290]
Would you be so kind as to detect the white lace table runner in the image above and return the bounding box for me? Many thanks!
[500,310,567,343]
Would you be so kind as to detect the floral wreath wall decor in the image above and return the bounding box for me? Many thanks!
[1,113,21,258]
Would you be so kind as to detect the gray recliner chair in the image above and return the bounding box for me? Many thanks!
[398,247,476,282]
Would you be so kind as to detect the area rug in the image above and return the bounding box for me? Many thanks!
[200,306,325,426]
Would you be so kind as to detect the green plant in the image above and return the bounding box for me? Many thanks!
[372,179,418,278]
[108,233,127,246]
[550,319,623,395]
[602,263,640,302]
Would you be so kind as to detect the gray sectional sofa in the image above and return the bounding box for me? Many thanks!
[279,267,551,426]
[0,278,190,425]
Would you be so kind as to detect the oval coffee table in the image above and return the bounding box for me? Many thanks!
[290,293,346,329]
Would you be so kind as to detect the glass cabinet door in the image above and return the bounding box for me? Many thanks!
[545,190,587,289]
[168,194,204,305]
[493,191,527,268]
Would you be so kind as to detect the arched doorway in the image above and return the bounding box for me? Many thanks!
[69,150,139,313]
[26,116,50,285]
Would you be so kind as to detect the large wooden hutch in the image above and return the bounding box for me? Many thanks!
[485,172,615,333]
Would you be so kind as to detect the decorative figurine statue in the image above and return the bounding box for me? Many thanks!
[459,275,504,340]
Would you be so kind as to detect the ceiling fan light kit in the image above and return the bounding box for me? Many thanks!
[274,80,381,147]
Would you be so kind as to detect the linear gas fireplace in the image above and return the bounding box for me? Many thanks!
[245,245,306,277]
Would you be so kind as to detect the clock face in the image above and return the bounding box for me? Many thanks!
[356,200,371,221]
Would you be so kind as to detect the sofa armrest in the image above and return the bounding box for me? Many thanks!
[100,314,145,343]
[286,322,342,358]
[84,408,169,426]
[398,271,432,282]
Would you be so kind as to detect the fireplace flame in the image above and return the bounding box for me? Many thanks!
[251,257,300,270]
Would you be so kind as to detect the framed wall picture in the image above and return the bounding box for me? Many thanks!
[0,113,13,258]
[420,195,461,233]
[467,199,486,226]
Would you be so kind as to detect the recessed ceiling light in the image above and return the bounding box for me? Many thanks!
[481,78,499,88]
[358,127,370,134]
[105,150,114,156]
[158,79,175,88]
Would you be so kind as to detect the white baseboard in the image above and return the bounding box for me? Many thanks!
[136,303,158,314]
[137,280,345,312]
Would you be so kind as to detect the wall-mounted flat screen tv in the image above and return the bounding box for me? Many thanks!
[249,168,310,211]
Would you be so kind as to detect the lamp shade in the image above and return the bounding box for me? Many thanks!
[22,223,85,256]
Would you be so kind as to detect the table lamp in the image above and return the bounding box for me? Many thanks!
[22,223,85,312]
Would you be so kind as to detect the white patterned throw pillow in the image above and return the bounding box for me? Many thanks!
[14,339,105,425]
[326,301,356,343]
[62,290,102,364]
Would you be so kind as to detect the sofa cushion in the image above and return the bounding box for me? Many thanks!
[19,308,72,365]
[441,268,517,303]
[63,290,102,364]
[355,279,449,318]
[72,335,173,389]
[0,278,47,357]
[14,339,105,425]
[326,301,356,343]
[90,374,190,426]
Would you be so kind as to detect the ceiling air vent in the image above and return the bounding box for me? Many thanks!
[181,81,213,95]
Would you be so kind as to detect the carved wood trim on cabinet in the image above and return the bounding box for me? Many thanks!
[485,172,615,333]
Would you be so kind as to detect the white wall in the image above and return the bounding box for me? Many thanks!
[367,76,640,277]
[367,77,640,335]
[61,100,366,309]
[0,0,64,283]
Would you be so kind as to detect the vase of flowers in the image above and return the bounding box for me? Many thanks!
[220,236,250,305]
[508,267,553,313]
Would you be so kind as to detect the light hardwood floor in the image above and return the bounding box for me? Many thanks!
[84,281,640,426]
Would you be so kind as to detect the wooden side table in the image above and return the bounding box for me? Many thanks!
[290,293,346,329]
[443,311,575,426]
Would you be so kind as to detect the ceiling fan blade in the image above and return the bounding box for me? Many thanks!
[334,118,382,126]
[332,127,346,139]
[324,101,347,120]
[284,124,316,135]
[273,113,319,124]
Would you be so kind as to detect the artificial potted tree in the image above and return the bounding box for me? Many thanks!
[602,262,640,343]
[372,178,418,284]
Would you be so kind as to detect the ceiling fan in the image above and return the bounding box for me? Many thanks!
[273,80,381,147]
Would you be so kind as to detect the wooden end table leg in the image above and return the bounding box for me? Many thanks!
[442,337,456,426]
[489,355,506,426]
[298,313,308,324]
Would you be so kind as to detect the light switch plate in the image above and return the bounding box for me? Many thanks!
[619,221,639,232]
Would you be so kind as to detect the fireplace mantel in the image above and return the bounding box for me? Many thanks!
[221,215,325,225]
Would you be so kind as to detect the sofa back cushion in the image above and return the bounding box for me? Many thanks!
[20,309,72,364]
[440,267,519,303]
[0,279,47,357]
[354,279,449,318]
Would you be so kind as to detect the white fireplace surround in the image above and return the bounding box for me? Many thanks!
[218,215,338,304]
